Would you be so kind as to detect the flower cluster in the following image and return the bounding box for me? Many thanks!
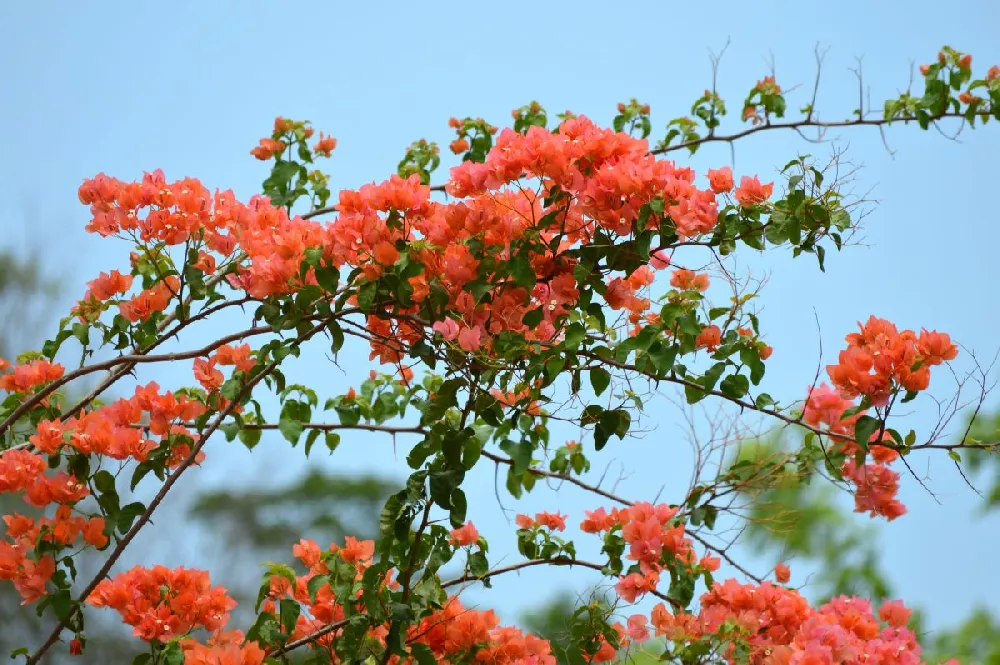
[87,566,237,641]
[804,382,908,520]
[802,317,958,520]
[410,598,555,665]
[0,379,213,602]
[192,343,256,394]
[580,502,709,604]
[75,110,779,382]
[646,582,932,665]
[448,116,725,239]
[0,359,64,393]
[5,507,107,550]
[181,630,266,665]
[0,446,90,602]
[263,537,558,664]
[826,316,957,407]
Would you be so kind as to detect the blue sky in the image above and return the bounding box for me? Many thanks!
[2,0,999,639]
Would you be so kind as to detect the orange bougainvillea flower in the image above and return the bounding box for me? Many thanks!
[826,316,955,407]
[0,359,65,393]
[119,276,179,323]
[775,561,791,583]
[449,521,480,547]
[192,251,217,274]
[580,507,616,533]
[807,317,956,521]
[534,511,568,531]
[669,269,710,292]
[649,249,671,270]
[337,536,375,564]
[193,358,224,393]
[312,133,337,156]
[734,175,774,208]
[916,328,958,365]
[250,138,286,160]
[274,116,294,133]
[706,166,734,194]
[755,75,782,94]
[182,630,265,665]
[84,270,133,301]
[515,514,535,529]
[213,344,255,374]
[695,325,722,352]
[879,599,912,628]
[87,566,237,642]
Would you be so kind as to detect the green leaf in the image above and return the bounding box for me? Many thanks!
[93,470,116,494]
[239,427,262,450]
[51,590,73,620]
[581,404,603,425]
[563,323,587,349]
[278,414,304,445]
[329,322,345,354]
[685,384,706,404]
[411,643,438,665]
[162,642,185,665]
[279,598,301,632]
[703,505,718,530]
[708,307,730,320]
[701,362,726,391]
[522,307,544,328]
[509,255,536,290]
[589,368,611,397]
[854,415,881,448]
[499,439,533,474]
[462,435,483,470]
[304,428,322,457]
[646,342,676,374]
[424,379,461,422]
[595,409,630,450]
[469,549,490,578]
[118,502,146,533]
[450,487,468,526]
[357,281,377,313]
[720,373,749,399]
[545,356,566,381]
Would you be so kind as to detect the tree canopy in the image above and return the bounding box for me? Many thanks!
[1,45,999,665]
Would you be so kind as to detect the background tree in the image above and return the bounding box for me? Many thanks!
[0,251,61,656]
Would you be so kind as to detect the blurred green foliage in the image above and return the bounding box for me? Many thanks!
[189,468,397,556]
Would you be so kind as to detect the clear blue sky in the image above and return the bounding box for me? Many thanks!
[2,0,999,638]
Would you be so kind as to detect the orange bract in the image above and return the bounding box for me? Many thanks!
[87,566,237,641]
